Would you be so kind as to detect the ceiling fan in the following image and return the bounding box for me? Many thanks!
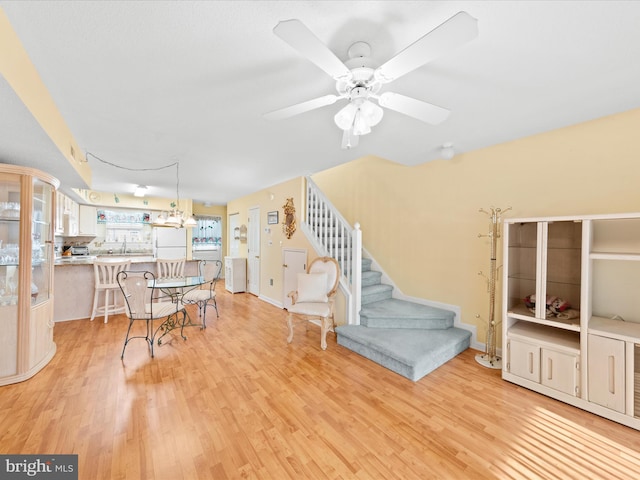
[264,11,478,149]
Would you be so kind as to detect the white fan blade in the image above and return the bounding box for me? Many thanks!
[264,94,339,121]
[273,19,352,80]
[341,129,359,149]
[378,92,450,125]
[375,11,478,83]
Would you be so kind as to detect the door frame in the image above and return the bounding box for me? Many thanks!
[247,206,260,296]
[282,248,307,309]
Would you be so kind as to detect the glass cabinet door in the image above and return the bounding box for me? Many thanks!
[506,221,538,317]
[545,221,582,318]
[0,174,21,377]
[31,178,53,305]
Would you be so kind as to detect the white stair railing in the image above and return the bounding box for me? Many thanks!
[303,177,361,325]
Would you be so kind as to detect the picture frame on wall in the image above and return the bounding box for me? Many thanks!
[267,211,278,225]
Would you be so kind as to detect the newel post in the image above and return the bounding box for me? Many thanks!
[351,222,362,325]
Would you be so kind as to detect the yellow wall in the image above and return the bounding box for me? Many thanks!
[227,177,314,302]
[226,177,348,325]
[312,107,640,346]
[0,8,90,184]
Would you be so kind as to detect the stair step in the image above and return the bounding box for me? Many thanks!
[361,257,372,272]
[360,298,454,329]
[362,270,382,287]
[336,325,471,381]
[361,283,392,305]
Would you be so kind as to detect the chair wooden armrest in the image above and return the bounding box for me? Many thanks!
[287,290,298,304]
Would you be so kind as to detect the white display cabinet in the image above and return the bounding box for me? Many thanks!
[503,213,640,430]
[0,164,58,386]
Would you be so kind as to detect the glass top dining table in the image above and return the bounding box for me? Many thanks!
[151,276,206,290]
[148,275,207,344]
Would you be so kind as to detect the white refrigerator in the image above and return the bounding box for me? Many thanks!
[153,227,187,259]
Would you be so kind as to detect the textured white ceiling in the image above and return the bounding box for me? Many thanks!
[1,1,640,204]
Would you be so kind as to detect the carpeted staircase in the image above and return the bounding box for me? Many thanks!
[336,258,471,382]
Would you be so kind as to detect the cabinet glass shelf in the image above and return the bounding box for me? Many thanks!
[507,304,581,332]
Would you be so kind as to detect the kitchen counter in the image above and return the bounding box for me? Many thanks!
[55,254,155,266]
[53,258,199,322]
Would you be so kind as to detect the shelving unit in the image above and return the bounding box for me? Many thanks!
[0,164,58,386]
[502,213,640,429]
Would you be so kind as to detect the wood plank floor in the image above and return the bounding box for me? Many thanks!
[2,288,640,479]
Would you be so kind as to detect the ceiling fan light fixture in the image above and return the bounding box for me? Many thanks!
[360,100,384,127]
[334,103,357,130]
[335,98,382,135]
[352,109,372,136]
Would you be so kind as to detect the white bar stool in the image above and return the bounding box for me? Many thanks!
[90,259,132,323]
[155,258,186,302]
[155,258,185,279]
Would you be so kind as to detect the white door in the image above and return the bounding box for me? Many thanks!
[247,207,260,296]
[283,248,307,309]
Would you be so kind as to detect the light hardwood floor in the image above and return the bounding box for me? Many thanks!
[2,288,640,479]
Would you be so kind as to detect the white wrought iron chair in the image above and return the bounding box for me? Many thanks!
[182,259,222,327]
[117,270,187,358]
[287,256,340,350]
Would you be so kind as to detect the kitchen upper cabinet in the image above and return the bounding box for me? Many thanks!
[79,205,97,236]
[55,192,79,237]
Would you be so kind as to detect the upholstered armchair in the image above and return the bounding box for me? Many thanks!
[287,256,340,350]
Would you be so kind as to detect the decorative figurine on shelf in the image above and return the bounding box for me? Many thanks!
[476,206,511,369]
[282,197,296,239]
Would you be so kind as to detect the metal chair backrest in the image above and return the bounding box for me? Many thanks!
[117,270,155,320]
[199,259,222,286]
